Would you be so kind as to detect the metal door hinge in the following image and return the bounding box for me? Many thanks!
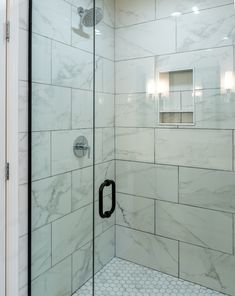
[6,21,10,42]
[5,163,10,181]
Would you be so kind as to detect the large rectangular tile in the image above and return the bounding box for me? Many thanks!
[156,0,233,19]
[32,173,71,230]
[116,226,178,276]
[52,41,94,90]
[116,0,156,27]
[52,204,92,264]
[116,193,155,233]
[180,243,235,295]
[32,0,71,44]
[156,201,233,253]
[51,129,93,175]
[32,132,51,180]
[102,127,115,161]
[32,224,51,279]
[177,5,235,52]
[115,93,156,127]
[32,83,71,131]
[179,167,235,213]
[116,57,155,93]
[116,161,178,202]
[32,34,51,84]
[155,46,233,90]
[116,128,154,162]
[155,128,233,170]
[32,257,71,296]
[116,18,176,60]
[96,92,114,127]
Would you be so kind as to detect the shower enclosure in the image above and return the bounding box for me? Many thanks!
[29,0,235,295]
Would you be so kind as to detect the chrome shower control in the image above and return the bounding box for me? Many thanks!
[73,136,90,158]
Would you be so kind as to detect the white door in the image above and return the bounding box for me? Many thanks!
[0,0,6,295]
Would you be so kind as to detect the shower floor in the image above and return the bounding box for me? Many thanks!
[74,257,225,296]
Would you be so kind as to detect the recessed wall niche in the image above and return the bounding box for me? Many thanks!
[158,69,194,125]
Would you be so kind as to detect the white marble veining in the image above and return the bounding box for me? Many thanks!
[19,184,28,237]
[116,57,155,94]
[116,226,178,276]
[32,34,51,84]
[155,46,233,90]
[32,0,71,44]
[116,0,155,27]
[116,161,178,202]
[72,89,93,129]
[156,0,233,19]
[115,93,156,127]
[19,29,28,81]
[180,243,235,295]
[116,193,155,233]
[32,257,71,296]
[179,167,235,213]
[52,204,92,265]
[177,5,235,52]
[155,128,233,170]
[96,92,114,127]
[19,132,28,185]
[32,173,71,230]
[32,83,71,131]
[102,128,115,162]
[75,257,225,296]
[116,18,175,61]
[19,81,28,133]
[116,128,154,162]
[32,132,51,180]
[156,201,233,254]
[102,58,114,94]
[19,235,28,290]
[32,224,51,279]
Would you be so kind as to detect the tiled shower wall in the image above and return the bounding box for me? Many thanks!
[18,0,115,295]
[115,1,235,295]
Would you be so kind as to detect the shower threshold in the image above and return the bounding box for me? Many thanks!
[74,257,226,296]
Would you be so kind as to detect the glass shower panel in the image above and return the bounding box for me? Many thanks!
[30,0,95,295]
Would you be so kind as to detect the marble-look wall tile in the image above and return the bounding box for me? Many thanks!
[72,89,93,129]
[115,93,156,127]
[155,46,233,90]
[115,0,156,27]
[156,0,233,19]
[32,83,71,131]
[32,173,72,230]
[116,161,178,202]
[19,235,28,289]
[116,19,176,60]
[32,224,51,279]
[32,0,71,44]
[19,0,29,30]
[95,161,115,200]
[19,286,28,296]
[51,129,93,175]
[52,204,92,264]
[19,29,28,81]
[96,93,114,127]
[116,128,154,162]
[32,132,51,180]
[102,128,115,161]
[32,257,71,296]
[179,167,235,213]
[155,128,233,170]
[19,81,28,133]
[32,34,51,84]
[116,226,178,276]
[156,201,233,253]
[116,57,155,94]
[177,5,235,52]
[180,243,235,295]
[19,184,28,237]
[52,41,93,90]
[103,58,114,94]
[96,23,114,61]
[116,193,155,233]
[103,0,115,27]
[19,132,28,185]
[194,90,235,129]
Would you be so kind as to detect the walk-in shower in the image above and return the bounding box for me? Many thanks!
[29,1,235,296]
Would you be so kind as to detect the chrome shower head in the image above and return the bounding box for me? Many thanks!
[78,7,103,27]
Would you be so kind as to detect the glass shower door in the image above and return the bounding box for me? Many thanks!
[30,0,96,295]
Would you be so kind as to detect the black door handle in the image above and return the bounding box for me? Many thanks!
[99,179,116,219]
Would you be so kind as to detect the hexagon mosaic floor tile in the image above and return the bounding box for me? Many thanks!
[74,258,226,296]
